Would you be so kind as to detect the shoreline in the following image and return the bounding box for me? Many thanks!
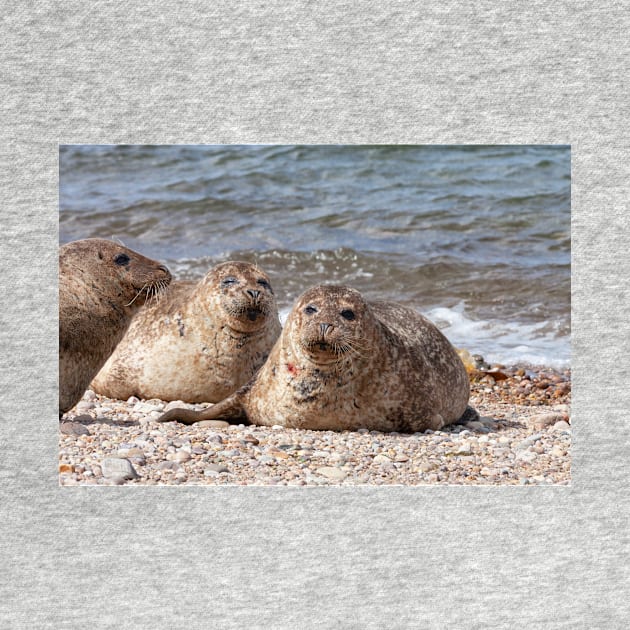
[59,364,571,486]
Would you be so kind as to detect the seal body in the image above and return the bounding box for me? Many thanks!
[91,262,282,403]
[59,239,171,415]
[158,285,474,433]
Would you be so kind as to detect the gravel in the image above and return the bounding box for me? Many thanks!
[59,365,571,486]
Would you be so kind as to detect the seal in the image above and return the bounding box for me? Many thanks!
[157,285,477,433]
[91,261,282,403]
[59,238,171,416]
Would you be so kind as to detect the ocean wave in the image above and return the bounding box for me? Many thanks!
[425,302,570,368]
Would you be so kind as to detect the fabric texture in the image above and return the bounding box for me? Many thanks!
[1,1,628,627]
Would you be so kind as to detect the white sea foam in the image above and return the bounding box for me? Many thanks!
[425,302,570,368]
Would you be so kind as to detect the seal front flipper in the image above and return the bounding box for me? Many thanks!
[156,391,248,425]
[454,405,480,425]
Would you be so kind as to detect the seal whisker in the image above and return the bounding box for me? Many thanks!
[126,283,149,307]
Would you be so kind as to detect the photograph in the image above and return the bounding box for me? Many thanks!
[59,144,571,486]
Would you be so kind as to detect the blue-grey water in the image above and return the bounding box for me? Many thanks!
[59,145,570,367]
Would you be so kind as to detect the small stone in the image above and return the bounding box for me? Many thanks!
[515,450,537,463]
[197,420,230,429]
[551,446,567,457]
[552,421,571,432]
[516,433,544,450]
[316,467,347,481]
[117,447,144,459]
[205,433,224,444]
[271,425,284,430]
[394,454,409,462]
[456,443,472,455]
[60,421,90,436]
[133,402,163,414]
[83,389,97,401]
[243,434,259,445]
[163,400,188,412]
[218,449,241,458]
[75,401,95,412]
[59,464,74,473]
[156,461,180,471]
[204,463,229,476]
[127,396,140,404]
[101,458,139,481]
[174,451,191,463]
[373,454,392,464]
[531,413,567,430]
[267,447,289,459]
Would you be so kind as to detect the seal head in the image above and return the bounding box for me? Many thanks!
[59,238,171,415]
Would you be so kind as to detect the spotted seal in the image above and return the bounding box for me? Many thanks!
[59,238,171,416]
[157,285,476,432]
[91,261,282,403]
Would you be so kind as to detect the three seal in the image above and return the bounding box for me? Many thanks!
[158,285,476,433]
[59,238,171,415]
[91,261,282,403]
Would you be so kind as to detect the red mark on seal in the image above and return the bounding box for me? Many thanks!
[286,363,299,375]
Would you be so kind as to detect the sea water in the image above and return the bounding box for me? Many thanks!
[59,144,570,367]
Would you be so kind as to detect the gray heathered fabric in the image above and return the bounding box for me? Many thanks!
[1,2,628,628]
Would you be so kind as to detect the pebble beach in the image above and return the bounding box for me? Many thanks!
[59,364,571,487]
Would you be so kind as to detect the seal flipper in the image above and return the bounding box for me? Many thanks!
[156,391,248,425]
[454,405,479,425]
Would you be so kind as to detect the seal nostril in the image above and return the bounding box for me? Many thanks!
[246,289,260,300]
[319,322,332,337]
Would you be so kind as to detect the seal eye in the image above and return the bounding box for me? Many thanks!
[114,253,130,266]
[221,277,238,286]
[341,309,355,321]
[304,305,317,315]
[257,279,271,291]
